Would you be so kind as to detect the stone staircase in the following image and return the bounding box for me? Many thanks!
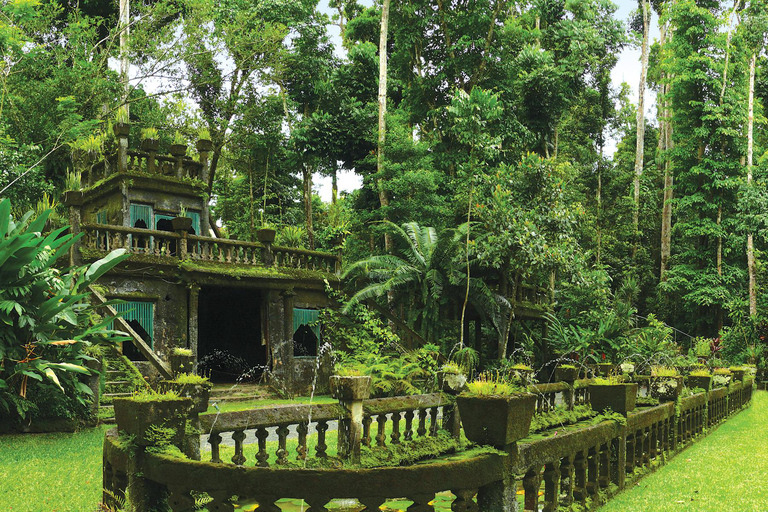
[99,349,151,424]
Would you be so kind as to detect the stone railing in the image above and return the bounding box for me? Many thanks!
[103,380,754,512]
[80,126,211,188]
[362,393,458,447]
[80,223,340,275]
[199,402,346,466]
[518,283,549,306]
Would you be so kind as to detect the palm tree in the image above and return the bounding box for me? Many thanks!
[342,221,508,346]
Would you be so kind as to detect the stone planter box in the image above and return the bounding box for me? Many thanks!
[456,393,536,447]
[170,144,187,157]
[687,375,712,392]
[170,353,195,376]
[731,369,746,382]
[554,366,578,382]
[196,138,213,152]
[596,363,617,377]
[650,376,684,402]
[256,228,276,244]
[713,373,732,388]
[113,397,191,446]
[171,216,193,232]
[330,375,372,401]
[156,382,211,414]
[141,139,159,152]
[63,190,83,206]
[113,122,130,137]
[439,372,467,394]
[589,383,638,415]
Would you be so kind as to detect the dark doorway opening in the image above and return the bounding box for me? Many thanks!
[197,287,265,382]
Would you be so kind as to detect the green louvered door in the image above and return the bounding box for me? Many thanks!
[130,204,152,228]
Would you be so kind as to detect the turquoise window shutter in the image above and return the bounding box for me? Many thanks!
[112,301,154,347]
[293,308,320,341]
[130,204,152,228]
[96,210,107,224]
[154,213,175,229]
[186,211,200,235]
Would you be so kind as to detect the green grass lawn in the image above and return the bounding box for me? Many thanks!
[599,390,768,511]
[0,425,110,512]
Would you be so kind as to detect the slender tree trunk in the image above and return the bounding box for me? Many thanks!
[596,142,603,265]
[748,53,757,316]
[303,164,315,250]
[459,187,472,348]
[249,167,255,242]
[120,0,130,110]
[377,0,392,252]
[633,0,650,261]
[332,169,338,205]
[659,21,674,282]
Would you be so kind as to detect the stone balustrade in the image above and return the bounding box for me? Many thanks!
[361,394,458,448]
[81,223,340,274]
[103,379,754,512]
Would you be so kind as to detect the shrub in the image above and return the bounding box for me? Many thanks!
[465,372,521,396]
[0,199,129,425]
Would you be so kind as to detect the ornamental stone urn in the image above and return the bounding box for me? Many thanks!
[329,375,372,401]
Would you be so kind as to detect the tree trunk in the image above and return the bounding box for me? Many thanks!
[303,164,315,250]
[633,0,650,261]
[596,142,602,265]
[119,0,130,110]
[332,168,338,205]
[659,21,674,282]
[748,53,757,316]
[377,0,393,252]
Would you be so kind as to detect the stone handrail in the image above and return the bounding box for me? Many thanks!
[81,149,205,187]
[104,381,754,511]
[81,223,340,274]
[361,393,458,448]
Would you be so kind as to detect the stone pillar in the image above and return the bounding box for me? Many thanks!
[478,479,518,511]
[344,398,365,463]
[188,284,200,363]
[64,191,84,267]
[176,228,188,260]
[114,123,130,174]
[266,290,289,391]
[196,139,213,237]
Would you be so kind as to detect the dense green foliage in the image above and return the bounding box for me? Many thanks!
[4,0,768,370]
[0,198,129,425]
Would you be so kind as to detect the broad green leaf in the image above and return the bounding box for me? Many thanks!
[43,368,64,392]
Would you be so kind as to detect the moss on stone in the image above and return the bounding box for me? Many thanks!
[178,259,338,282]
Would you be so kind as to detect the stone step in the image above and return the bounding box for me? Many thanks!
[103,392,132,398]
[106,380,131,386]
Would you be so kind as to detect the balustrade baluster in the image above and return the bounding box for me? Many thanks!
[634,429,643,470]
[255,427,269,467]
[586,446,598,497]
[231,430,246,466]
[297,422,308,460]
[450,489,479,512]
[404,410,414,441]
[276,425,290,464]
[523,468,542,512]
[598,443,610,488]
[543,460,561,512]
[407,493,435,511]
[209,432,223,464]
[650,423,658,459]
[560,455,574,506]
[417,409,427,437]
[390,412,401,444]
[376,414,387,447]
[625,433,635,474]
[359,498,387,511]
[168,487,195,512]
[642,428,651,466]
[304,496,330,512]
[226,246,233,263]
[429,407,438,435]
[316,420,328,458]
[208,492,235,512]
[362,415,372,447]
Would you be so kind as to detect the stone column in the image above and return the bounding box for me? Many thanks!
[188,284,200,363]
[114,123,130,174]
[64,191,84,266]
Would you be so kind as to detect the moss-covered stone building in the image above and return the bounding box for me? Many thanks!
[64,126,339,391]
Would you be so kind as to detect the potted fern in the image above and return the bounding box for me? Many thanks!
[140,127,159,152]
[256,224,277,244]
[456,373,535,447]
[589,375,637,415]
[113,106,130,137]
[713,368,732,388]
[554,364,578,382]
[171,206,193,232]
[170,131,187,157]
